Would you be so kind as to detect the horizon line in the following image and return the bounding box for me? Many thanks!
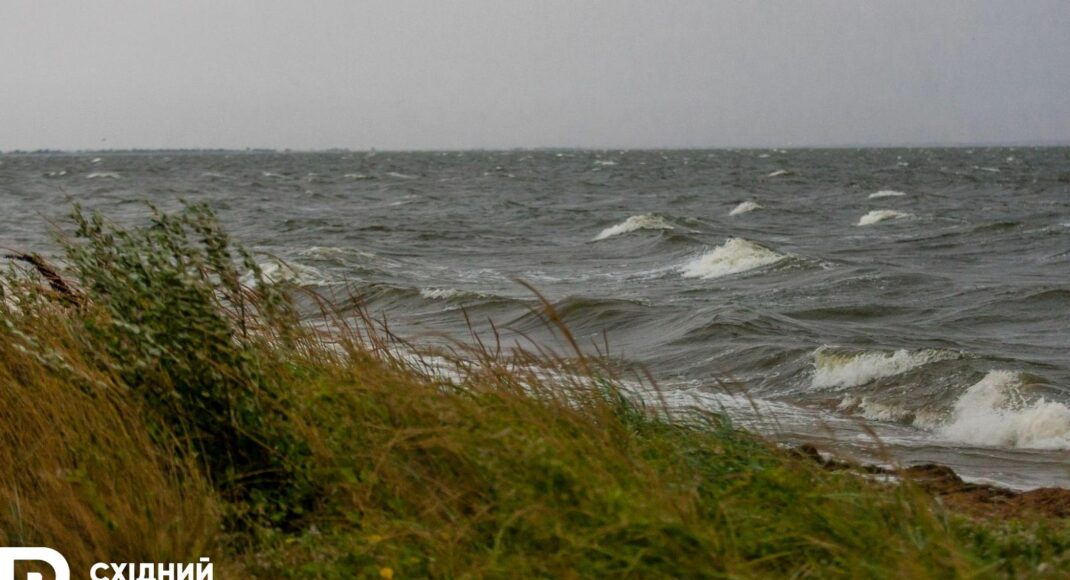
[4,140,1070,155]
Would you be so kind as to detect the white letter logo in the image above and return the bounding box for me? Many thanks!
[0,548,69,580]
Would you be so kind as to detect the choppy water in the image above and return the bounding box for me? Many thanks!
[3,148,1069,489]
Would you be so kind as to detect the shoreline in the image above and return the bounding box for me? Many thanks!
[794,443,1070,519]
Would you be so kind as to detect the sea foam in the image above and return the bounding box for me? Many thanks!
[729,201,763,216]
[680,238,786,279]
[594,214,674,240]
[812,347,959,390]
[242,260,330,287]
[936,371,1070,449]
[868,190,906,199]
[857,209,912,226]
[420,287,466,300]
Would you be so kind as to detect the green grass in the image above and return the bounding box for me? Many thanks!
[0,203,1066,578]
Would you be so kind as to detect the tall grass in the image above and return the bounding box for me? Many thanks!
[0,204,1066,578]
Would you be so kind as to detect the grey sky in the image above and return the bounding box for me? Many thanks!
[3,1,1068,150]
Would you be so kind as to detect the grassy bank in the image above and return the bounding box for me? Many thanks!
[1,204,1067,578]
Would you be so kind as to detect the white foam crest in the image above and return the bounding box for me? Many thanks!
[594,214,674,241]
[936,371,1070,449]
[242,260,330,287]
[298,246,377,261]
[86,172,121,179]
[858,399,912,422]
[857,209,912,226]
[420,288,467,300]
[766,169,792,177]
[680,238,786,279]
[839,396,945,428]
[729,201,763,216]
[868,190,906,199]
[812,347,958,390]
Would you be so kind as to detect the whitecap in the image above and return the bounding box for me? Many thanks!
[594,214,675,241]
[729,201,763,216]
[298,246,375,261]
[766,169,792,177]
[386,171,417,179]
[857,209,912,226]
[680,238,786,279]
[419,288,478,301]
[868,190,906,199]
[242,260,330,287]
[812,347,959,390]
[86,172,121,179]
[936,371,1070,449]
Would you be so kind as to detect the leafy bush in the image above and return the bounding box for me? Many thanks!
[64,203,312,526]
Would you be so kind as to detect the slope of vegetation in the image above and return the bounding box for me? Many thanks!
[0,204,1066,578]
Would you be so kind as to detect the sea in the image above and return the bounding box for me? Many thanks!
[2,148,1068,490]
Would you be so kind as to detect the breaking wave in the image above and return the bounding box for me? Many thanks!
[868,190,907,199]
[729,201,763,216]
[811,347,960,390]
[680,238,787,279]
[242,259,331,287]
[594,214,675,240]
[857,209,912,226]
[936,371,1070,449]
[418,287,489,301]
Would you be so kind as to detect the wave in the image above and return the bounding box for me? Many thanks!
[868,190,906,199]
[811,347,960,390]
[729,201,763,216]
[297,246,379,262]
[86,172,121,179]
[766,169,793,177]
[418,287,491,301]
[680,238,787,279]
[242,259,331,287]
[594,214,675,240]
[838,396,944,429]
[857,209,912,226]
[936,371,1070,449]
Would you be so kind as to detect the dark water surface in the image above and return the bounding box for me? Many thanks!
[3,148,1069,489]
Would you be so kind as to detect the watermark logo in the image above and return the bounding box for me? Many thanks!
[0,547,70,580]
[0,548,213,580]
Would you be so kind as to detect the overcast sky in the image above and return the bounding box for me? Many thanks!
[2,1,1068,150]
